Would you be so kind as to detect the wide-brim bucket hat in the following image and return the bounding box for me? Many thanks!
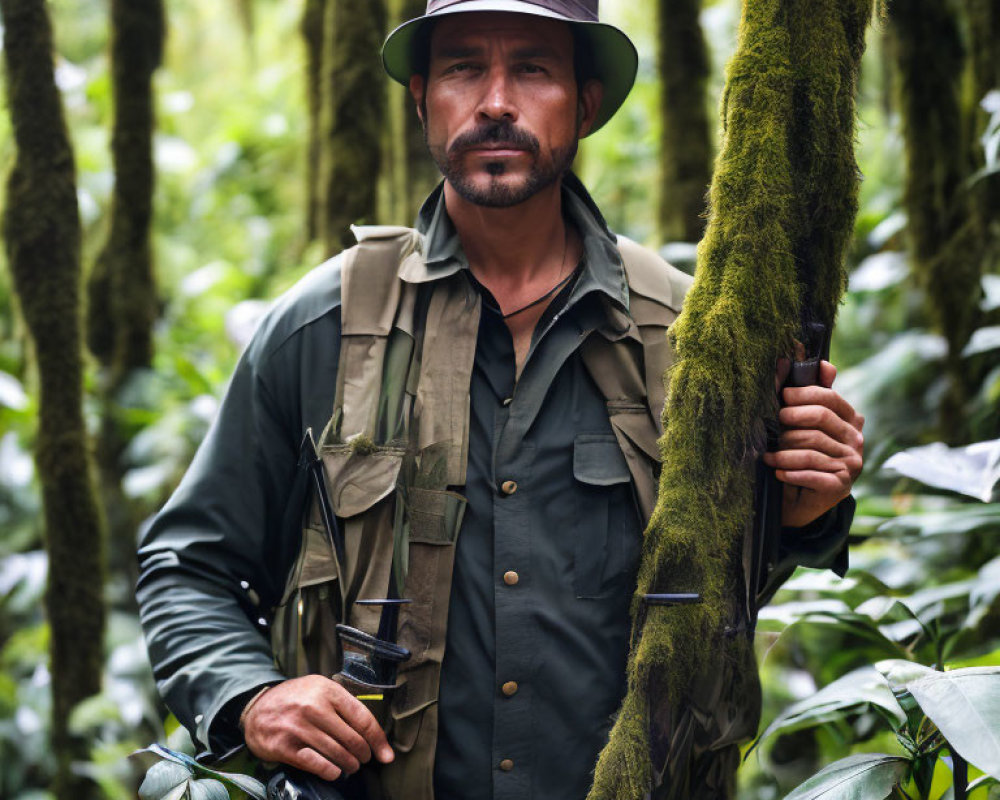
[382,0,638,135]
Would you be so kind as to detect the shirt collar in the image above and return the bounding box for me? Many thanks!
[405,174,630,315]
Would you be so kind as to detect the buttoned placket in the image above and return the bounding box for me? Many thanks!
[489,305,596,799]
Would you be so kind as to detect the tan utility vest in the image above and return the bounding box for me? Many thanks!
[270,226,693,800]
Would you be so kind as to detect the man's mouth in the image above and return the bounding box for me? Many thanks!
[466,143,526,154]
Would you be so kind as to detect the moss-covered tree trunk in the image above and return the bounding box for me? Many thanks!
[86,0,164,585]
[588,1,872,798]
[656,0,713,243]
[302,0,327,241]
[890,0,981,442]
[318,0,387,253]
[966,0,1000,104]
[0,1,106,798]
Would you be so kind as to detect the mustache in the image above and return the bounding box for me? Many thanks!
[448,120,540,157]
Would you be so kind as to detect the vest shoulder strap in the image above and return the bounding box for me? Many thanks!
[617,233,692,319]
[330,227,423,442]
[340,225,423,337]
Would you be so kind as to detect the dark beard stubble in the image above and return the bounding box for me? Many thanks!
[422,113,579,208]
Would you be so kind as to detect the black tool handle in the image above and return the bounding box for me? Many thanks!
[642,593,702,606]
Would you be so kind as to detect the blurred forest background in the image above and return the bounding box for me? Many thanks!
[0,0,999,799]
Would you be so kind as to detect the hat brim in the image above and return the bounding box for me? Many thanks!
[381,1,637,135]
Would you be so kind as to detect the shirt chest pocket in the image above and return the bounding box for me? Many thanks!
[572,433,641,599]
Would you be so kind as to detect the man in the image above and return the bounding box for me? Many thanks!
[137,2,864,798]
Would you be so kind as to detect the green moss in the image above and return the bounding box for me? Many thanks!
[0,1,106,798]
[319,0,387,253]
[657,0,713,244]
[88,0,163,374]
[890,0,983,440]
[589,2,872,797]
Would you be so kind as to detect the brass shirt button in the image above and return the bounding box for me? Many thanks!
[499,759,514,772]
[501,681,519,697]
[503,570,519,586]
[500,480,518,496]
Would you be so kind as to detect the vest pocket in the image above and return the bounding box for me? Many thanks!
[396,486,466,658]
[573,433,633,599]
[271,521,343,678]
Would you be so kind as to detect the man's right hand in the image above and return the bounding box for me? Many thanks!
[241,675,395,782]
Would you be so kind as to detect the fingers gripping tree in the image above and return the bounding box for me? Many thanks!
[0,1,106,798]
[588,1,873,798]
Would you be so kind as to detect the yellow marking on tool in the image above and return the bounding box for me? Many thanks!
[357,694,384,701]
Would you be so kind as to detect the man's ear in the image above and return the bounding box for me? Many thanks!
[409,75,426,125]
[577,78,604,138]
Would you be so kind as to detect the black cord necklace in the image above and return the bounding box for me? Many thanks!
[481,232,576,320]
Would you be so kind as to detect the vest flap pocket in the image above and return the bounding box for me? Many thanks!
[389,664,438,753]
[573,433,631,486]
[608,403,661,463]
[298,525,341,588]
[407,487,467,545]
[321,446,404,518]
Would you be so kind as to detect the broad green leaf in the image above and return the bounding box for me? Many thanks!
[756,599,852,632]
[881,439,1000,503]
[967,557,1000,630]
[189,763,266,799]
[187,779,229,800]
[783,753,909,800]
[133,744,267,800]
[138,761,191,800]
[875,659,937,691]
[877,505,1000,539]
[759,665,906,746]
[908,668,1000,781]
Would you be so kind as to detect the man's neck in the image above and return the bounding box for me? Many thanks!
[443,179,568,289]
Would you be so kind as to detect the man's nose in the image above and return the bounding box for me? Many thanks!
[476,66,518,122]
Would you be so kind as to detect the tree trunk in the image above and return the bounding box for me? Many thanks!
[890,0,982,441]
[0,2,106,798]
[302,0,327,241]
[319,0,387,253]
[588,1,873,797]
[87,0,165,587]
[964,0,1000,274]
[386,0,439,224]
[656,0,713,244]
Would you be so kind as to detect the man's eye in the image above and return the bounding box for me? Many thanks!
[517,63,546,75]
[445,62,475,74]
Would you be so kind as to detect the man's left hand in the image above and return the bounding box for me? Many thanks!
[763,360,865,528]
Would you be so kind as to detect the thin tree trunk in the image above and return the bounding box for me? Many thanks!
[397,0,439,219]
[319,0,387,253]
[87,0,164,587]
[890,0,982,442]
[302,0,327,241]
[0,2,106,798]
[964,0,1000,273]
[657,0,713,244]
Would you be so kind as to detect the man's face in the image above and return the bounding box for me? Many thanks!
[410,13,602,208]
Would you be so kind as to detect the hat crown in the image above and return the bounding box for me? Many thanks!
[425,0,599,22]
